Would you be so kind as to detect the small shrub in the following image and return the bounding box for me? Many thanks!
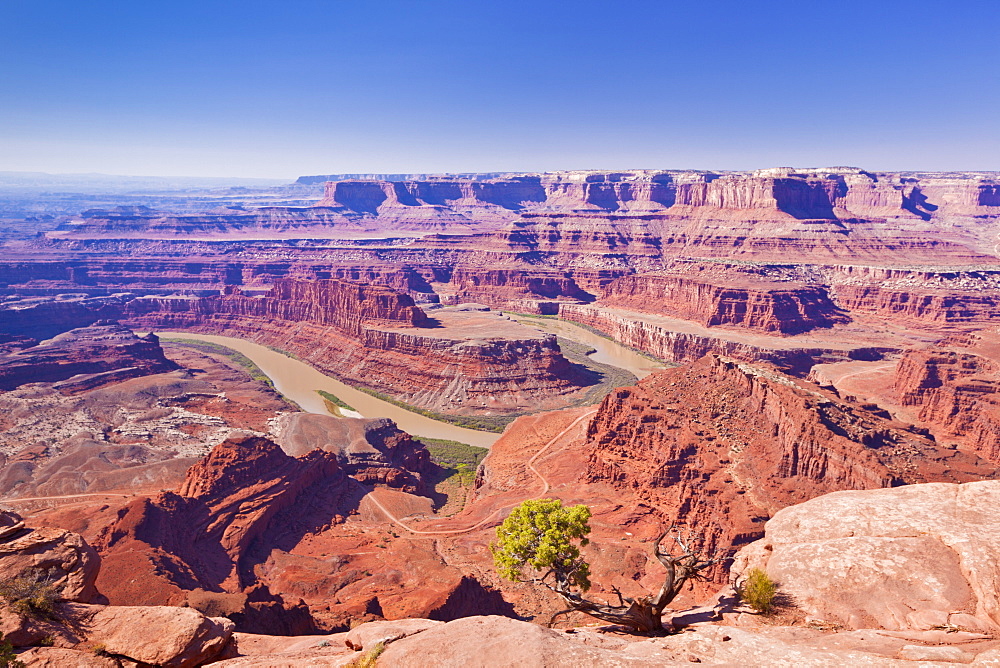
[0,575,58,618]
[346,641,385,668]
[0,639,25,668]
[317,390,356,412]
[91,643,110,657]
[739,568,778,614]
[36,636,54,647]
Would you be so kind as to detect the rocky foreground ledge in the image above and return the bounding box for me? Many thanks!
[1,480,998,665]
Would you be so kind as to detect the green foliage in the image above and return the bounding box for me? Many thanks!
[317,390,356,412]
[163,338,272,384]
[346,640,385,667]
[0,575,58,618]
[353,386,518,432]
[419,438,488,485]
[265,345,301,360]
[491,499,592,591]
[739,568,778,614]
[0,639,24,668]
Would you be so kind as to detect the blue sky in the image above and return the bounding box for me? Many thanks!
[2,0,998,178]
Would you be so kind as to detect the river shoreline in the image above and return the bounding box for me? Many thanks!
[151,319,664,450]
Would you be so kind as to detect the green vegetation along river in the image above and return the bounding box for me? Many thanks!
[154,320,664,449]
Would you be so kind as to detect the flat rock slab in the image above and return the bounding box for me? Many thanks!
[735,481,1000,633]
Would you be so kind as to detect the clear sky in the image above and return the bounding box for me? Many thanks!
[2,0,998,178]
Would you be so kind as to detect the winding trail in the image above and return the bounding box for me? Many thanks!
[364,408,599,536]
[833,361,897,384]
[4,405,599,532]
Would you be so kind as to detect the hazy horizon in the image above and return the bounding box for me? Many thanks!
[3,0,998,178]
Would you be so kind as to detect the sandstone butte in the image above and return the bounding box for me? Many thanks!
[1,165,1000,664]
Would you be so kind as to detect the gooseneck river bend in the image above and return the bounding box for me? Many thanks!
[156,318,661,449]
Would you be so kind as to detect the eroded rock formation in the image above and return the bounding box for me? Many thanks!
[893,330,1000,465]
[276,413,433,494]
[0,324,178,392]
[734,480,1000,633]
[579,356,995,553]
[94,433,356,626]
[600,272,849,334]
[122,279,594,414]
[0,510,236,666]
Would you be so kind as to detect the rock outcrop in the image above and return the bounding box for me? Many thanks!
[600,272,849,334]
[215,612,1000,666]
[0,512,235,666]
[96,433,356,597]
[893,330,1000,465]
[438,356,996,624]
[0,323,178,392]
[123,280,593,414]
[63,602,235,668]
[0,510,100,603]
[88,429,492,633]
[276,413,433,494]
[734,480,1000,633]
[580,356,996,556]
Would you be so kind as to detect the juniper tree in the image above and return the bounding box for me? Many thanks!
[491,498,723,634]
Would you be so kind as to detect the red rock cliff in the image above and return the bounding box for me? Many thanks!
[582,356,997,555]
[124,279,591,414]
[893,331,1000,465]
[94,434,359,632]
[600,273,849,334]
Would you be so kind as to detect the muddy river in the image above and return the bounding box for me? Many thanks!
[515,316,664,380]
[155,320,661,449]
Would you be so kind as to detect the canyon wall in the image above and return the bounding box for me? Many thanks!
[122,279,591,414]
[446,267,593,311]
[832,285,1000,325]
[50,169,1000,263]
[580,355,997,556]
[318,168,1000,224]
[558,303,887,374]
[599,273,849,334]
[893,331,1000,465]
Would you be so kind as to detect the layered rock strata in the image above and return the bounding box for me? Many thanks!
[833,285,1000,325]
[893,330,1000,465]
[580,356,996,555]
[600,272,849,334]
[124,279,592,414]
[48,168,1000,266]
[0,324,178,392]
[558,303,890,374]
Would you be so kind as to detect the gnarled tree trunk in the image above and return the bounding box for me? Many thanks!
[545,526,723,634]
